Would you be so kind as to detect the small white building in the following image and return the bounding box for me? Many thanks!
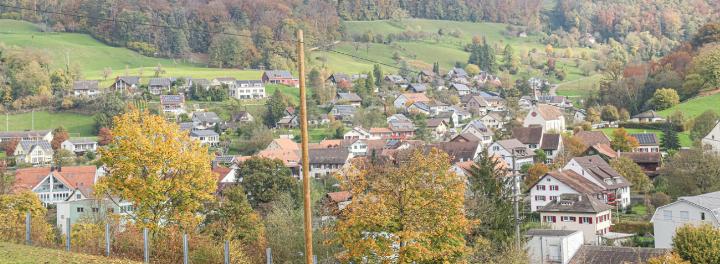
[526,229,584,264]
[651,191,720,248]
[630,110,665,123]
[630,133,660,153]
[60,138,98,154]
[343,127,378,140]
[524,104,566,133]
[189,130,220,146]
[487,139,534,170]
[73,80,101,98]
[14,140,54,165]
[538,193,614,245]
[230,80,265,99]
[701,121,720,153]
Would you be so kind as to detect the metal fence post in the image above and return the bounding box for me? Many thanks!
[266,248,272,264]
[25,212,31,245]
[183,233,188,264]
[224,240,230,264]
[66,217,71,251]
[143,228,149,263]
[105,223,110,257]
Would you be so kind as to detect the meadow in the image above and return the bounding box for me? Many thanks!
[658,92,720,119]
[2,111,95,137]
[0,242,139,264]
[599,128,692,148]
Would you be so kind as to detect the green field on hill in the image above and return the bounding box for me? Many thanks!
[658,92,720,119]
[2,111,95,137]
[0,19,261,83]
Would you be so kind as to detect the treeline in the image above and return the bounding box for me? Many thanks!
[0,0,341,69]
[337,0,543,26]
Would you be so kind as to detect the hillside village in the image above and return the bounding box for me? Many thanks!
[4,60,720,263]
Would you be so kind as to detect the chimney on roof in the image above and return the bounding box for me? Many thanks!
[50,165,55,172]
[57,165,62,172]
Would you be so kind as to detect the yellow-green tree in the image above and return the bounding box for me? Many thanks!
[0,191,55,246]
[335,149,469,263]
[610,157,653,193]
[673,224,720,264]
[96,108,216,232]
[647,253,690,264]
[611,128,639,152]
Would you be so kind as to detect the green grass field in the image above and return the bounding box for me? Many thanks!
[3,111,95,137]
[599,128,692,147]
[658,92,720,119]
[0,242,139,263]
[0,19,261,83]
[556,74,602,97]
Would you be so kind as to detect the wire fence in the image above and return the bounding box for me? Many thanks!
[9,212,320,264]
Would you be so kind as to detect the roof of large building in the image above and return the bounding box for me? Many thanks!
[542,170,605,194]
[512,126,543,144]
[19,140,52,152]
[591,143,617,158]
[533,104,564,120]
[308,148,350,164]
[428,141,479,163]
[0,130,50,138]
[192,112,222,123]
[632,110,662,119]
[160,94,185,105]
[264,70,295,79]
[538,193,613,213]
[407,83,427,92]
[618,152,662,164]
[525,229,580,237]
[678,191,720,211]
[117,76,140,85]
[14,166,98,193]
[494,139,533,157]
[571,155,630,189]
[327,191,352,203]
[190,129,219,137]
[148,77,174,87]
[73,80,99,91]
[575,131,611,146]
[336,92,362,102]
[541,133,561,150]
[569,246,670,264]
[630,133,659,146]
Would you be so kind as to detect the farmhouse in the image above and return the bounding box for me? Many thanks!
[73,80,100,97]
[148,77,175,95]
[262,70,299,87]
[110,76,140,93]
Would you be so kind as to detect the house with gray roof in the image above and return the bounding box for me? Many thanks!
[192,112,223,130]
[538,193,614,244]
[330,105,357,122]
[630,110,665,123]
[0,130,52,143]
[160,95,185,115]
[189,129,219,146]
[449,83,471,96]
[60,138,98,154]
[569,245,669,264]
[652,190,720,248]
[110,76,141,94]
[335,92,363,106]
[148,77,176,95]
[630,133,660,153]
[564,155,632,210]
[406,83,427,93]
[307,148,351,179]
[73,80,100,97]
[14,140,53,165]
[262,70,299,87]
[488,139,534,169]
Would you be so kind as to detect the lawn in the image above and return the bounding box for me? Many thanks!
[0,19,262,83]
[3,111,96,137]
[555,74,602,97]
[658,92,720,119]
[0,242,140,264]
[599,128,692,148]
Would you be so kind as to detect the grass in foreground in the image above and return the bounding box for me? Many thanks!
[658,92,720,119]
[599,127,692,148]
[0,242,140,264]
[3,111,95,137]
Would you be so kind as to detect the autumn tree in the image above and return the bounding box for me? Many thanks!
[465,63,481,76]
[601,105,619,122]
[93,93,126,132]
[2,138,19,156]
[610,157,653,193]
[661,148,720,197]
[97,127,113,146]
[611,128,639,152]
[204,186,266,261]
[336,149,469,263]
[0,191,55,245]
[524,163,549,191]
[237,156,299,209]
[50,126,69,150]
[619,108,631,122]
[651,88,680,110]
[673,224,720,264]
[585,106,601,123]
[96,109,216,232]
[647,253,690,264]
[690,110,719,141]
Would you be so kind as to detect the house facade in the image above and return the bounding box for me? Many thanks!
[148,77,175,95]
[526,229,584,264]
[73,80,101,97]
[110,76,140,93]
[230,80,265,99]
[563,156,632,209]
[159,95,185,116]
[307,148,351,179]
[14,141,54,165]
[538,193,613,245]
[702,121,720,153]
[60,138,98,154]
[56,195,133,235]
[651,191,720,248]
[262,70,299,87]
[13,166,102,206]
[487,139,534,170]
[524,104,566,133]
[630,133,660,153]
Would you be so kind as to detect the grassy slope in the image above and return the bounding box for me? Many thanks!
[0,19,260,84]
[312,19,595,88]
[2,111,95,137]
[0,242,140,264]
[599,128,692,147]
[658,92,720,119]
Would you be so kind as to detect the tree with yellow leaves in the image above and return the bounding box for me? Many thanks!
[335,148,469,263]
[96,108,216,232]
[611,128,640,152]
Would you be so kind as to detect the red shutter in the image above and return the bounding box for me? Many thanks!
[589,217,593,224]
[553,216,557,223]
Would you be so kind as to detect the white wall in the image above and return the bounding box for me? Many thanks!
[527,231,584,264]
[541,211,612,244]
[702,122,720,153]
[530,175,581,212]
[651,201,719,248]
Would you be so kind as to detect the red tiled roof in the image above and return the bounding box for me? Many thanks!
[14,166,97,192]
[327,191,351,203]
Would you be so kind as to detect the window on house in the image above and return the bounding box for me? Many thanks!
[550,185,559,191]
[549,196,557,201]
[663,210,672,221]
[76,194,81,199]
[701,212,706,220]
[535,196,546,201]
[77,207,84,213]
[92,207,99,213]
[536,185,546,191]
[680,211,689,221]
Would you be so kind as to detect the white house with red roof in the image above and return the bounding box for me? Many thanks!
[13,166,104,205]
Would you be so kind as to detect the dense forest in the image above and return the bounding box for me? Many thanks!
[0,0,341,69]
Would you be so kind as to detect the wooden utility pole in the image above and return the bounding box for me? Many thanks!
[297,29,314,264]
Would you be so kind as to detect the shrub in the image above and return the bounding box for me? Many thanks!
[612,221,653,236]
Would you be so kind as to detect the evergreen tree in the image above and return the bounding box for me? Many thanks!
[662,121,681,151]
[466,149,515,246]
[372,64,383,86]
[432,62,440,74]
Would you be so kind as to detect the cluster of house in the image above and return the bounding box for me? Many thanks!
[71,70,299,100]
[1,130,98,166]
